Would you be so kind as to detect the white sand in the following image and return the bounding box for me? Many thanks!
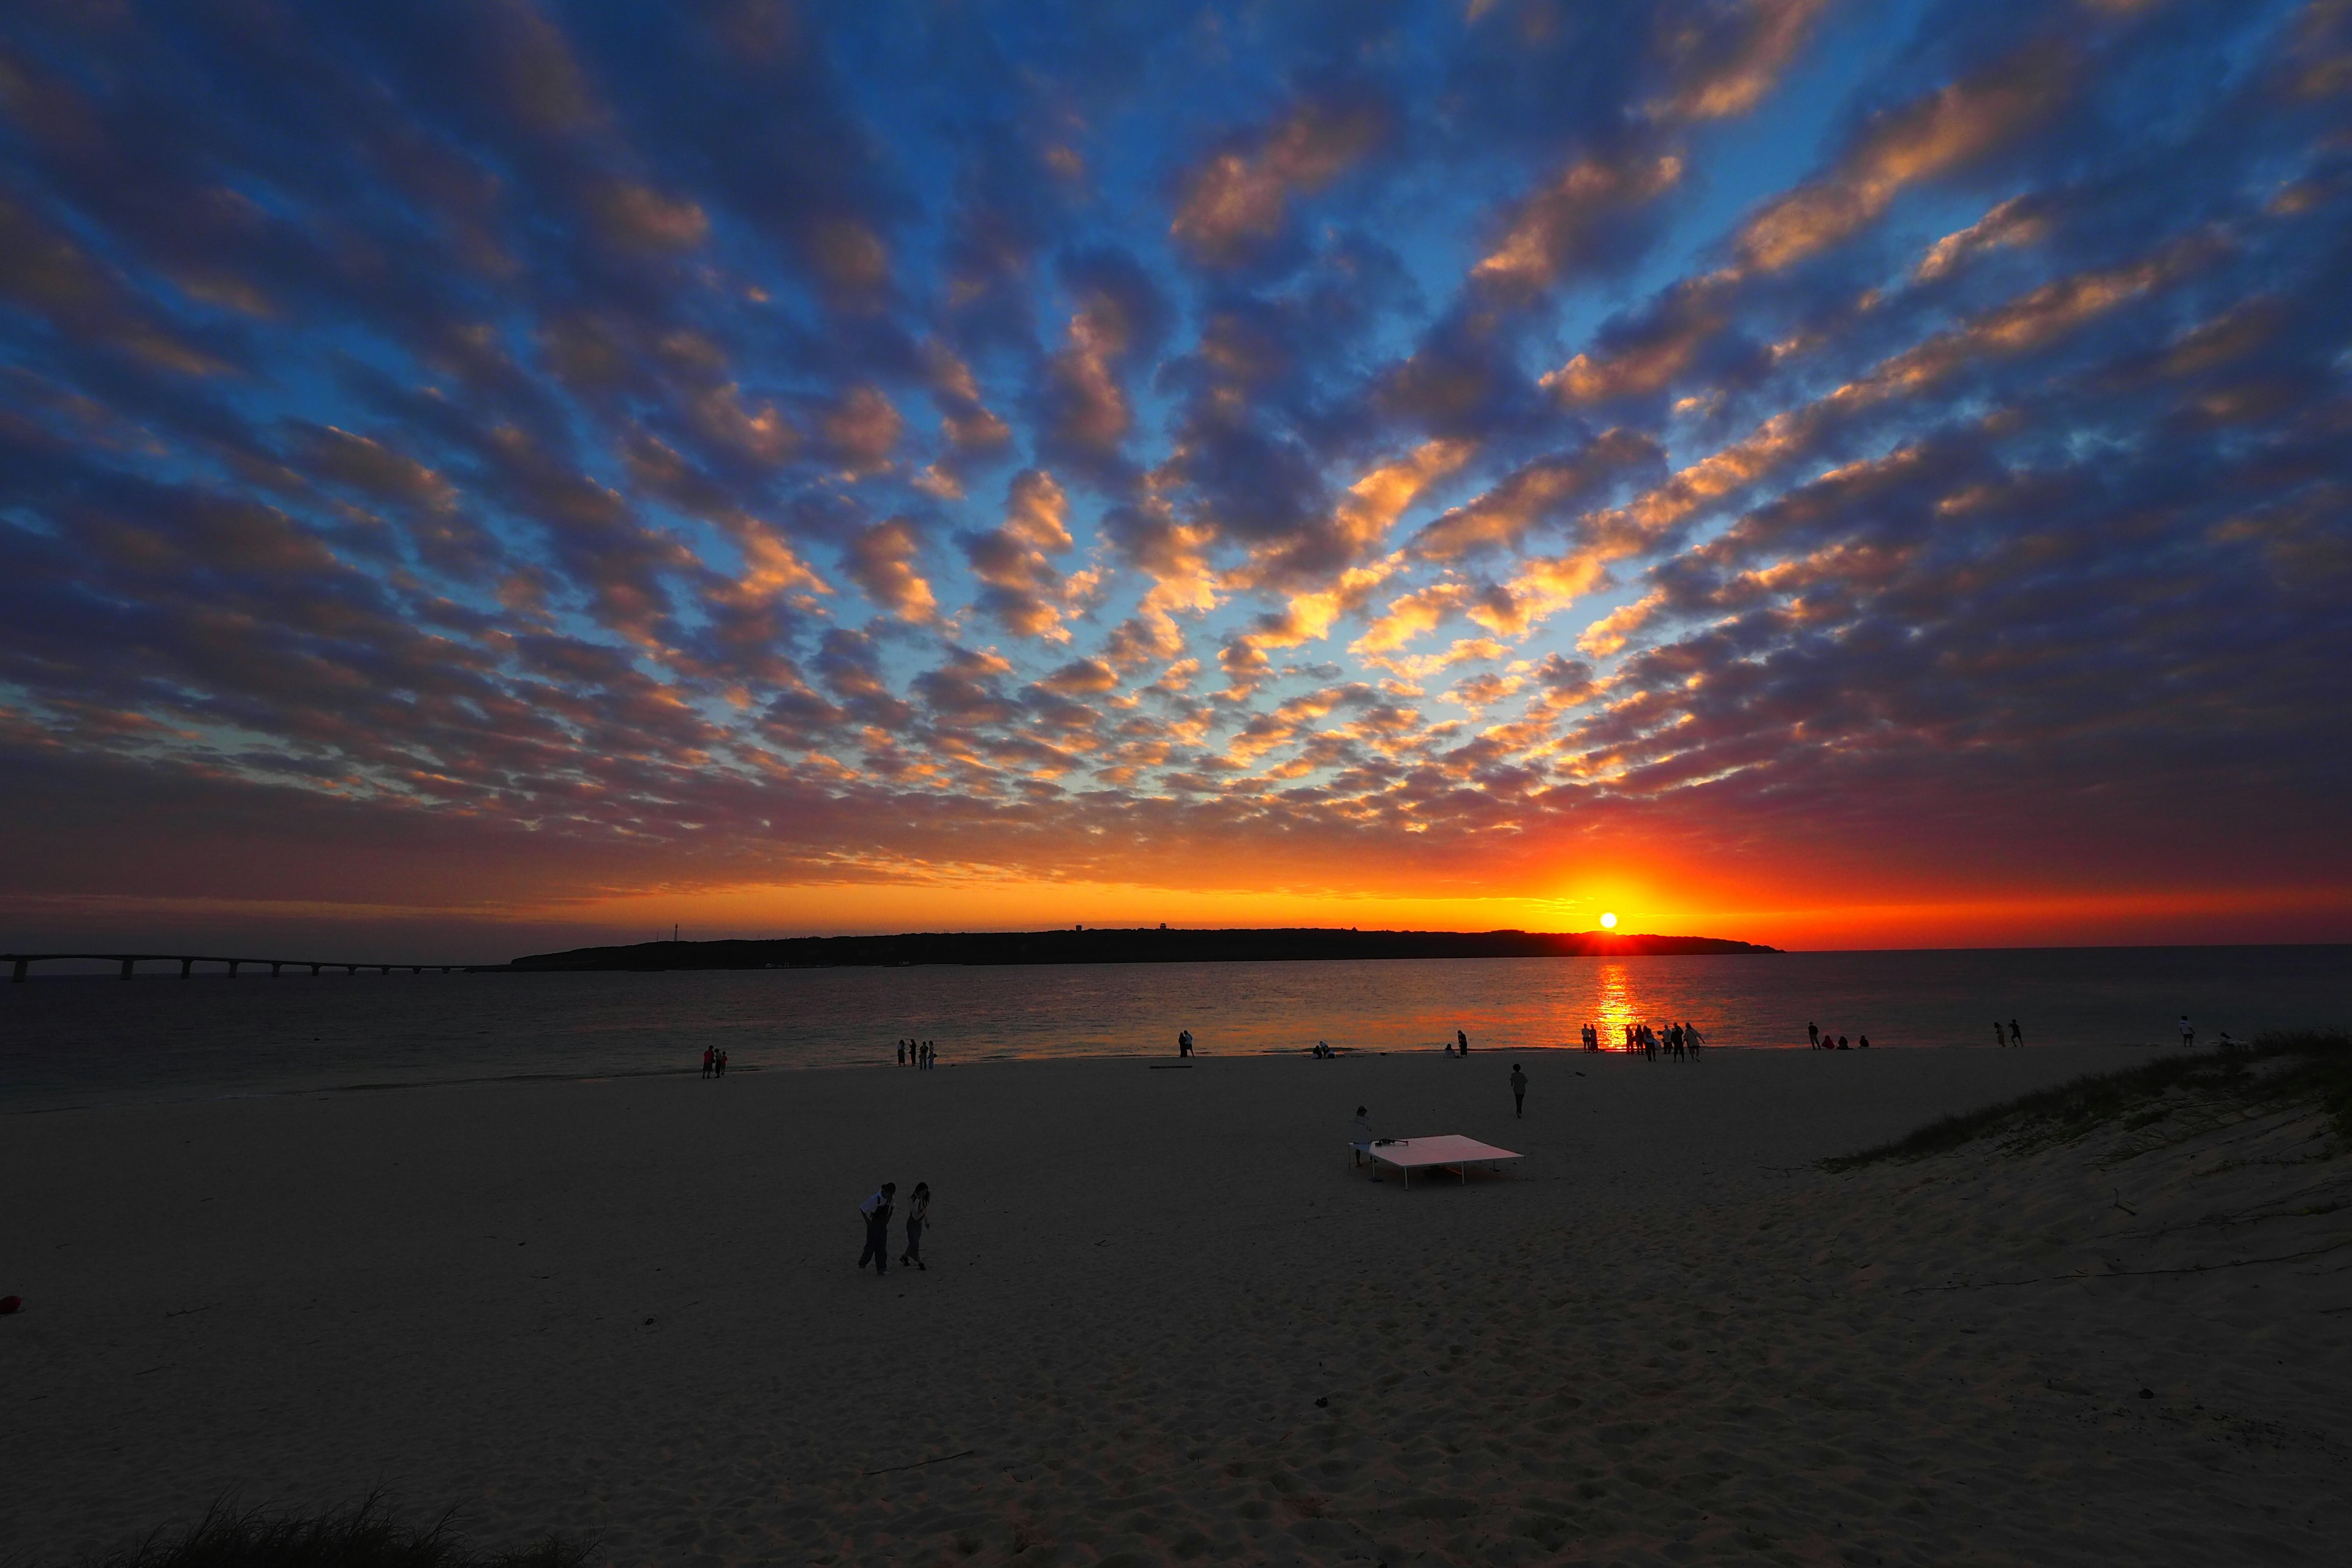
[6,1046,2348,1565]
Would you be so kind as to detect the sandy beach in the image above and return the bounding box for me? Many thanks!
[6,1046,2348,1566]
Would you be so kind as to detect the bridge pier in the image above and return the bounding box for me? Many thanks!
[310,963,322,976]
[119,957,135,979]
[12,959,24,984]
[271,962,283,977]
[226,960,239,979]
[345,965,358,975]
[181,957,194,979]
[379,965,392,976]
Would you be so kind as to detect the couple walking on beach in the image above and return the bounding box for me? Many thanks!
[858,1181,932,1275]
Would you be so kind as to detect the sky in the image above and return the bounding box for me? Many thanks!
[2,0,2349,960]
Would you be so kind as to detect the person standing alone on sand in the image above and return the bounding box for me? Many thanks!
[1808,1022,1820,1049]
[858,1183,895,1275]
[899,1182,931,1272]
[1510,1063,1528,1118]
[2179,1014,2195,1049]
[1457,1029,1469,1055]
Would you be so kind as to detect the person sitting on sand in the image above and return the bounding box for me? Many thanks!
[859,1183,896,1275]
[1858,1033,1870,1049]
[899,1182,930,1272]
[1836,1035,1849,1050]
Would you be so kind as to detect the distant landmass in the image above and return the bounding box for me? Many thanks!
[505,927,1779,972]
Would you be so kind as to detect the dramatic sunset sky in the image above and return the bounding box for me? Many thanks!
[3,0,2348,958]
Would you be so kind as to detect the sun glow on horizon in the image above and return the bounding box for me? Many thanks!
[1600,911,1618,929]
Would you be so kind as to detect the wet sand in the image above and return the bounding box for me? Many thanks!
[6,1046,2348,1564]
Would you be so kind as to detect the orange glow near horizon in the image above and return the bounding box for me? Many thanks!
[488,876,2351,951]
[15,874,2348,957]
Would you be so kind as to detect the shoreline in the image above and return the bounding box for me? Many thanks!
[1,1038,2194,1120]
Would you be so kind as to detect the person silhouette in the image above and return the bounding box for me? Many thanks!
[858,1183,896,1275]
[1510,1063,1527,1118]
[1457,1028,1469,1055]
[899,1182,931,1271]
[1993,1020,2005,1047]
[1808,1022,1820,1049]
[2008,1019,2022,1046]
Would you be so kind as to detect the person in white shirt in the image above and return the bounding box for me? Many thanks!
[2178,1014,2194,1049]
[1351,1106,1376,1166]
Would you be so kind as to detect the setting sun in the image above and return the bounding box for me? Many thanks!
[1600,911,1618,929]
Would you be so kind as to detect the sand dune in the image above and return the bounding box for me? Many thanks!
[6,1046,2346,1564]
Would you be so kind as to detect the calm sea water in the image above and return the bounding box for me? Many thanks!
[2,946,2345,1112]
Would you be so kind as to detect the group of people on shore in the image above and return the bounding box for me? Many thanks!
[698,1046,729,1077]
[1808,1023,1871,1049]
[895,1038,938,1069]
[1577,1021,1703,1057]
[857,1180,933,1275]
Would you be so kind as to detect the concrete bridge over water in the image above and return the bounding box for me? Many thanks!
[6,952,480,982]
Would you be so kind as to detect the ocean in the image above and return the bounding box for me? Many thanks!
[3,945,2345,1113]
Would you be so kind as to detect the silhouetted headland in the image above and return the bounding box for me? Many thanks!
[505,927,1779,973]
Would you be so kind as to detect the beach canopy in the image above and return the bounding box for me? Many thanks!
[1360,1134,1521,1186]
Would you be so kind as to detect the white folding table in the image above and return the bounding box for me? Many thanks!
[1357,1134,1522,1186]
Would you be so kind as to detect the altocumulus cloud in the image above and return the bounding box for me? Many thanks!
[0,0,2348,933]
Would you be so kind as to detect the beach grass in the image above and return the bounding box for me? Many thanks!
[69,1497,592,1568]
[1822,1027,2352,1172]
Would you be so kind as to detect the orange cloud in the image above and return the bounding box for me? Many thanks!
[1170,99,1386,265]
[1737,50,2070,273]
[1912,194,2052,282]
[842,517,936,623]
[822,385,902,475]
[589,181,709,251]
[1655,0,1833,122]
[1472,150,1683,298]
[969,470,1080,642]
